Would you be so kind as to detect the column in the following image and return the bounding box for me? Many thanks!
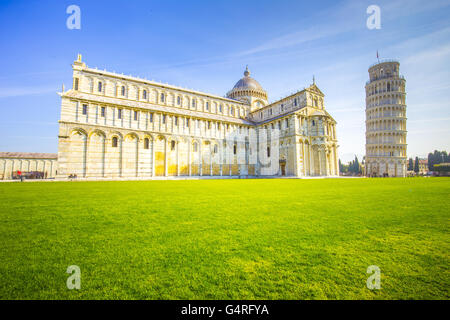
[188,140,191,176]
[136,139,139,177]
[220,141,223,176]
[294,141,301,177]
[302,142,306,176]
[318,149,323,176]
[151,139,155,177]
[209,143,213,176]
[334,146,339,176]
[164,139,168,177]
[176,140,180,176]
[42,161,46,178]
[50,160,54,178]
[199,141,202,176]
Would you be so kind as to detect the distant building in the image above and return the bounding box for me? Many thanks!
[419,159,428,175]
[0,152,57,180]
[433,163,450,176]
[365,60,407,177]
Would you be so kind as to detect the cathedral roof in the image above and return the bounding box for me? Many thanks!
[0,152,57,159]
[307,83,325,96]
[232,66,264,91]
[227,66,268,103]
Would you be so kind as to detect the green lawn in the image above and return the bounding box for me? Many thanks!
[0,178,448,300]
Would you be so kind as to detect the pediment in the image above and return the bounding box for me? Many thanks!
[308,84,325,96]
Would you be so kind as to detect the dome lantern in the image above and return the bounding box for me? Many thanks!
[244,65,250,77]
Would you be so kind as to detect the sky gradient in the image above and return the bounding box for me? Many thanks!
[0,0,449,162]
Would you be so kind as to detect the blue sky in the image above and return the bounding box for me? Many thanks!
[0,0,449,162]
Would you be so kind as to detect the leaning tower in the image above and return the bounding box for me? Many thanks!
[365,60,407,177]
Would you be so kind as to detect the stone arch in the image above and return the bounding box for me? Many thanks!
[142,132,154,142]
[87,129,106,177]
[88,129,106,139]
[70,127,88,136]
[201,140,212,176]
[209,139,221,176]
[190,139,201,175]
[105,131,123,177]
[154,135,167,176]
[109,131,123,147]
[124,132,139,142]
[68,128,87,177]
[167,137,179,176]
[192,138,200,151]
[176,136,189,176]
[139,133,154,177]
[123,132,139,177]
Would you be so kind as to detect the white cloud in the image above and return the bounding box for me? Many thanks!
[409,117,450,123]
[331,108,363,113]
[403,43,450,65]
[0,86,56,98]
[0,121,56,126]
[408,128,450,134]
[9,136,56,140]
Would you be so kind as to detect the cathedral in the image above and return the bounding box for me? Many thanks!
[56,55,339,179]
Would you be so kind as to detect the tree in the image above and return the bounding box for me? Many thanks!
[428,152,433,171]
[408,158,413,171]
[427,150,450,171]
[339,159,351,174]
[354,156,360,174]
[414,157,419,173]
[346,156,360,175]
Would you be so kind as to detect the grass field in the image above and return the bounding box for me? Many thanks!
[0,178,448,300]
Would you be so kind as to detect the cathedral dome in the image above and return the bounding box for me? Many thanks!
[227,66,268,106]
[232,67,264,91]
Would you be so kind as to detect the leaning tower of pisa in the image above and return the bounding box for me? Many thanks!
[365,60,407,177]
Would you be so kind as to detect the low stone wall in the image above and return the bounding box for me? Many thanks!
[0,152,58,180]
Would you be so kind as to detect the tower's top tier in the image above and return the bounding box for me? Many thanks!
[368,60,401,82]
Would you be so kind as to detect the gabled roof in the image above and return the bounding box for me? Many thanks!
[306,107,337,123]
[311,109,326,116]
[306,84,325,96]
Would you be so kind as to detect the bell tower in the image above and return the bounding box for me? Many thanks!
[365,59,407,177]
